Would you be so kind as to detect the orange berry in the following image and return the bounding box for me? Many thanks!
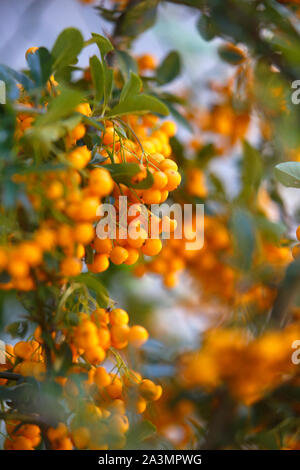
[56,437,73,450]
[47,423,68,442]
[60,257,82,277]
[292,243,300,259]
[0,248,7,270]
[124,247,139,265]
[84,345,106,365]
[137,54,157,71]
[76,103,92,116]
[110,414,129,434]
[111,324,130,349]
[94,237,113,254]
[71,427,90,450]
[159,159,178,172]
[163,272,177,288]
[73,223,94,245]
[89,168,114,197]
[128,325,149,347]
[296,226,300,241]
[139,379,157,401]
[110,246,129,265]
[160,190,169,203]
[75,320,98,349]
[88,253,110,273]
[68,146,91,169]
[57,225,73,247]
[110,308,129,325]
[25,47,39,58]
[102,127,117,145]
[70,123,86,142]
[153,384,163,401]
[136,398,147,413]
[127,227,148,249]
[20,242,42,266]
[164,169,181,191]
[106,376,123,399]
[91,308,109,327]
[142,239,162,256]
[46,181,64,200]
[8,258,29,278]
[14,341,33,360]
[147,152,165,166]
[152,171,168,190]
[11,436,34,450]
[94,366,112,388]
[77,197,99,221]
[161,121,177,137]
[142,189,161,204]
[98,327,111,349]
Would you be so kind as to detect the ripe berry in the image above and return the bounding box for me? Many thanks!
[165,169,181,191]
[152,171,168,190]
[73,223,94,245]
[161,121,177,137]
[60,257,82,277]
[159,159,178,172]
[94,366,112,388]
[94,237,113,254]
[128,325,149,347]
[142,239,162,256]
[110,308,129,325]
[110,246,129,265]
[88,253,110,273]
[143,189,162,204]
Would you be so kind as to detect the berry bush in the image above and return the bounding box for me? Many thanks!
[1,0,300,450]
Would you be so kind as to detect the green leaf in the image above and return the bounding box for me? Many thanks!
[115,50,138,81]
[89,55,104,103]
[53,342,73,375]
[104,162,154,189]
[107,94,169,118]
[74,273,110,308]
[209,172,227,198]
[239,141,263,202]
[0,64,33,98]
[120,72,142,102]
[89,33,113,60]
[274,161,300,188]
[197,14,216,41]
[156,51,181,84]
[196,143,217,167]
[35,88,84,126]
[117,0,158,38]
[26,47,53,86]
[255,215,286,244]
[163,100,193,133]
[218,44,245,65]
[52,28,84,70]
[103,64,113,109]
[230,209,255,270]
[0,104,16,155]
[6,321,28,339]
[125,420,157,448]
[85,244,94,265]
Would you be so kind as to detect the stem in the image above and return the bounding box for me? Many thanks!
[0,372,23,381]
[201,388,235,449]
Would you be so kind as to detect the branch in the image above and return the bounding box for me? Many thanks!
[0,372,23,382]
